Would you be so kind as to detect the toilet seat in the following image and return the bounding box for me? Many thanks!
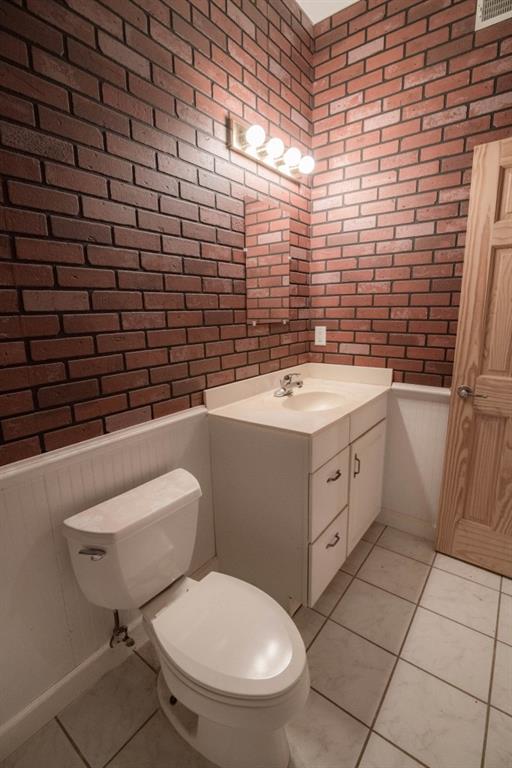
[142,572,307,700]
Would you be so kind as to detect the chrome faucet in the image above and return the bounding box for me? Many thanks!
[274,372,303,397]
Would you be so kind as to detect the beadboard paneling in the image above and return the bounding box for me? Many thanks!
[380,384,450,540]
[0,407,214,727]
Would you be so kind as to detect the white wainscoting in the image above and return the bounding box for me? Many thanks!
[0,407,215,759]
[380,383,451,541]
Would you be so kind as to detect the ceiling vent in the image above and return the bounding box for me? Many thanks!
[476,0,512,29]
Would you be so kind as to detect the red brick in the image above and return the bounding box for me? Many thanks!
[44,421,103,451]
[2,407,71,441]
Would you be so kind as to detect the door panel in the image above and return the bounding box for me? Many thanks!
[437,137,512,576]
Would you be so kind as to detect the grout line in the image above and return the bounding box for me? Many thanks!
[376,542,435,568]
[310,687,374,732]
[349,574,419,605]
[134,647,159,674]
[369,732,431,768]
[354,543,435,768]
[306,530,381,651]
[326,615,400,657]
[55,717,93,768]
[102,709,159,768]
[431,562,502,593]
[417,603,498,641]
[480,589,503,768]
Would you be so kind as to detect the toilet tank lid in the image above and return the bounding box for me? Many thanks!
[63,468,201,542]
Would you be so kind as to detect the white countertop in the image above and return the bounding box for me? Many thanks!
[206,364,391,436]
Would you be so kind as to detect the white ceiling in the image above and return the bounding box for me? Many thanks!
[297,0,358,24]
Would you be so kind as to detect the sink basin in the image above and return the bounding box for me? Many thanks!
[282,391,346,412]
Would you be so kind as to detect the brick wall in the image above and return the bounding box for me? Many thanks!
[2,0,512,467]
[0,0,314,465]
[310,0,512,386]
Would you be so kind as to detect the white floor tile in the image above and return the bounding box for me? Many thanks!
[378,528,434,565]
[313,570,352,616]
[491,642,512,716]
[108,710,215,768]
[308,620,395,725]
[401,607,494,700]
[342,539,373,575]
[376,660,487,768]
[484,708,512,768]
[331,579,414,654]
[497,593,512,646]
[293,606,325,648]
[434,553,501,590]
[288,690,368,768]
[357,546,429,603]
[0,720,85,768]
[421,568,499,636]
[360,733,423,768]
[502,577,512,596]
[58,654,157,768]
[362,522,385,543]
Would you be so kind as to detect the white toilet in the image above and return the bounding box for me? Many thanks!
[63,468,310,768]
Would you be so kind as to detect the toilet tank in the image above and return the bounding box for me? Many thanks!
[63,469,202,610]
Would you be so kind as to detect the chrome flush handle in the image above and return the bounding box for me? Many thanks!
[78,547,106,561]
[457,385,488,400]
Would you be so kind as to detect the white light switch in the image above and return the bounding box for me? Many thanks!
[314,325,327,346]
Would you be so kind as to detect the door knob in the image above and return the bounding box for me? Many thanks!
[457,385,487,400]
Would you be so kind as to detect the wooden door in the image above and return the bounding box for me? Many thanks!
[437,137,512,577]
[347,420,386,555]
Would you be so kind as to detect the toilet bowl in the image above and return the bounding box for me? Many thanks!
[142,572,309,768]
[63,469,309,768]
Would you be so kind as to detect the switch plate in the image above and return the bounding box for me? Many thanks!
[314,325,327,346]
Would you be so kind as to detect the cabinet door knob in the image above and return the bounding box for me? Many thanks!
[326,532,341,549]
[353,454,361,477]
[327,469,342,483]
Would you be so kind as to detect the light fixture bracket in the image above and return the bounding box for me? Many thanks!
[228,116,305,184]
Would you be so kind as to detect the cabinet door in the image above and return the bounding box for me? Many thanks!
[347,420,386,554]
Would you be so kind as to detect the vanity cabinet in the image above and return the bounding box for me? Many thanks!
[209,394,387,612]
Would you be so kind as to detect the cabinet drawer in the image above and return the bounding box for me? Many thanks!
[308,509,348,607]
[310,447,349,541]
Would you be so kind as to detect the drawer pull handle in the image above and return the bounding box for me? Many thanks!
[354,454,361,478]
[326,532,341,549]
[327,469,342,483]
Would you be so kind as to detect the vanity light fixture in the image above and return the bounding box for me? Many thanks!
[298,155,315,175]
[228,115,314,183]
[283,146,302,168]
[245,124,266,149]
[265,137,285,160]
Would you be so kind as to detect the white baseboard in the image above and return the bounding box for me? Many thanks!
[0,618,148,762]
[378,507,436,542]
[0,556,219,762]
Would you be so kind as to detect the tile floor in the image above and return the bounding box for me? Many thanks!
[2,524,511,768]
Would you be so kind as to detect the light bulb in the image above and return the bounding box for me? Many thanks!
[283,146,302,167]
[245,124,266,148]
[298,155,315,174]
[265,137,285,159]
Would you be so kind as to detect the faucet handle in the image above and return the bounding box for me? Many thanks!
[282,372,303,385]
